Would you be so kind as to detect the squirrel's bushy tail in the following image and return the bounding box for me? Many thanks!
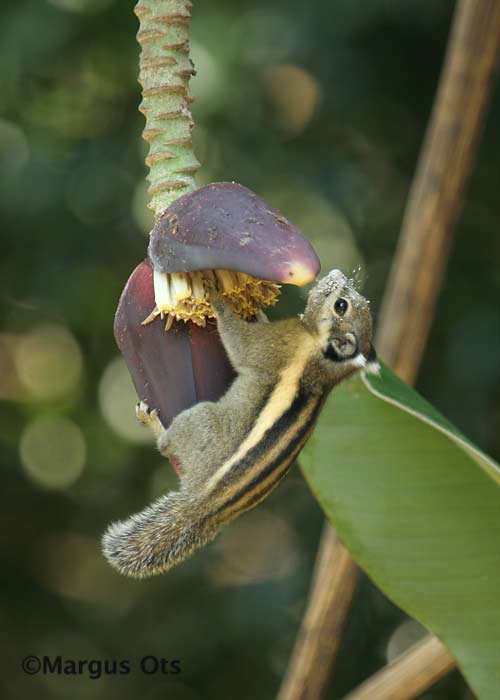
[102,491,219,577]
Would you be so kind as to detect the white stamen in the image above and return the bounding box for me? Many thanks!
[170,272,191,302]
[153,270,174,310]
[190,272,206,300]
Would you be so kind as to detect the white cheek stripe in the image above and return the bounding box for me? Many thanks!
[351,354,367,368]
[364,360,381,376]
[204,336,316,493]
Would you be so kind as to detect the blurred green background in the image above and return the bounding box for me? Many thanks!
[1,0,498,698]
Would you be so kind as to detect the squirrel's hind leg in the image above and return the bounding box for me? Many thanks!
[136,401,174,457]
[136,401,164,437]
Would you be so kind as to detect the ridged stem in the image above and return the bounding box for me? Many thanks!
[134,0,200,219]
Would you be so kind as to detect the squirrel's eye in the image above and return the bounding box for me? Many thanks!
[334,298,349,316]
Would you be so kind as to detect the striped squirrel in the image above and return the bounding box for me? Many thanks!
[102,269,377,577]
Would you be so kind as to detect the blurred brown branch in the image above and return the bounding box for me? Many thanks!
[276,525,358,700]
[342,636,457,700]
[376,0,500,381]
[278,1,500,699]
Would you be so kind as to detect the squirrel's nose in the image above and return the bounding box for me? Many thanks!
[331,332,358,359]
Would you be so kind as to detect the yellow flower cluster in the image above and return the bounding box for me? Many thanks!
[143,269,280,330]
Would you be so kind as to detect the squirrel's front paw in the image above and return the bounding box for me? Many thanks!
[136,401,163,437]
[204,285,226,316]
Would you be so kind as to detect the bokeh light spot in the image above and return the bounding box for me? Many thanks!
[33,532,138,614]
[262,64,320,137]
[386,619,427,663]
[0,334,22,400]
[190,41,225,116]
[99,356,153,444]
[20,415,86,490]
[15,324,83,401]
[207,508,299,586]
[48,0,115,14]
[132,179,155,235]
[0,120,29,178]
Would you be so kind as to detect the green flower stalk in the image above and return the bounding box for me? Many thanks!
[135,0,199,218]
[117,3,320,431]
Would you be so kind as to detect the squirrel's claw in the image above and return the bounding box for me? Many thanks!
[136,401,163,437]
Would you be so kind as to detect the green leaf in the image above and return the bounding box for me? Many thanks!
[301,363,500,700]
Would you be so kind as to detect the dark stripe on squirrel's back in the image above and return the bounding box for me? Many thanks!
[214,388,311,490]
[212,391,324,518]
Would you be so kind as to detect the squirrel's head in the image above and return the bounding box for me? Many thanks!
[303,269,377,373]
